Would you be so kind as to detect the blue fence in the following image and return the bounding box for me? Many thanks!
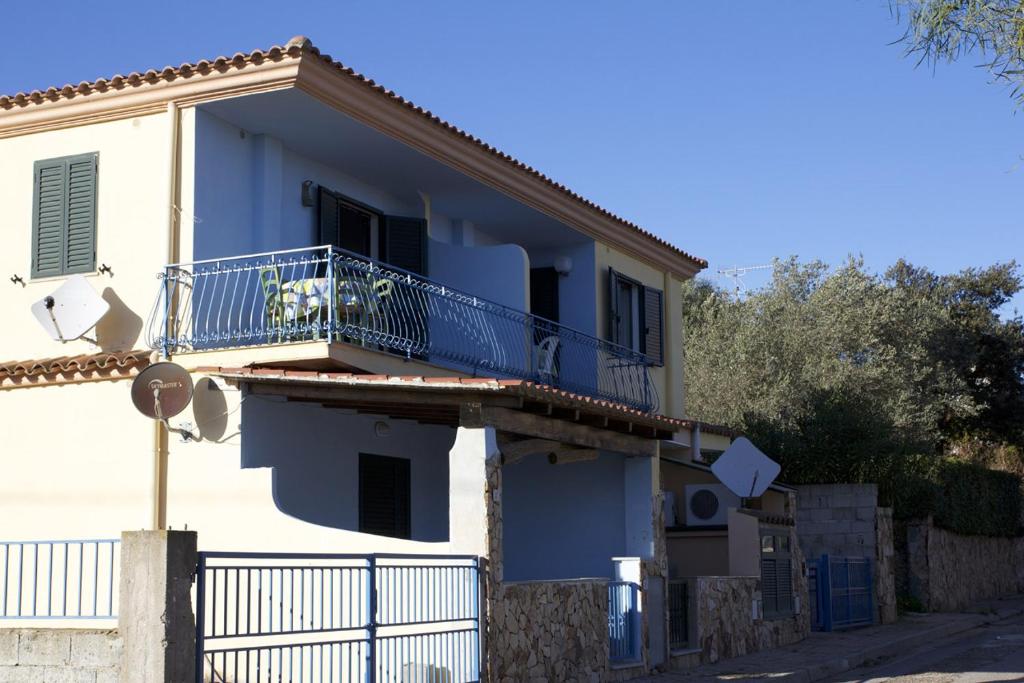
[195,552,483,683]
[608,581,640,663]
[0,539,119,620]
[816,555,873,631]
[147,246,658,412]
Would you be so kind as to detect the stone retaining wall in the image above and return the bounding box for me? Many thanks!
[0,629,120,682]
[906,517,1024,612]
[488,580,609,682]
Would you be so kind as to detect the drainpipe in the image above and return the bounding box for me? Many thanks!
[151,101,180,531]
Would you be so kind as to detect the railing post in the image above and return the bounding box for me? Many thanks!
[194,553,206,683]
[326,246,335,341]
[366,555,377,683]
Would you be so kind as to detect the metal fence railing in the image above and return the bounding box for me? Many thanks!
[195,552,483,683]
[147,245,658,412]
[668,579,689,650]
[816,555,873,631]
[608,581,640,663]
[0,539,119,619]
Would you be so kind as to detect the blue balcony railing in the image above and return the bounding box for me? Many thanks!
[146,246,658,412]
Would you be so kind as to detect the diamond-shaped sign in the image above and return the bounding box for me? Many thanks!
[710,437,781,498]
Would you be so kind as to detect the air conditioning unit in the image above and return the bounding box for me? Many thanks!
[683,484,741,527]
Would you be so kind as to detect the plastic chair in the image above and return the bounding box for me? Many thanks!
[259,266,285,342]
[535,335,560,384]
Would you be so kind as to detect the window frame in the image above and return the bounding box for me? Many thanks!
[760,527,794,620]
[358,453,412,540]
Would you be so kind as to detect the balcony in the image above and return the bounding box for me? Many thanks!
[146,246,658,412]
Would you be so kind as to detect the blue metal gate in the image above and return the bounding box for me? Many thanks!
[815,555,873,631]
[195,552,484,682]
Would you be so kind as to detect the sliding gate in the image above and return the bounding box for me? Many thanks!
[195,552,483,683]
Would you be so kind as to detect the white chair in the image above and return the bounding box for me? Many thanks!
[535,335,560,384]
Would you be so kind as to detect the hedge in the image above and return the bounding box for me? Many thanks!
[885,459,1022,537]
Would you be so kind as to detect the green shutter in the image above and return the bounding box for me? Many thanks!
[383,215,428,275]
[31,160,67,278]
[64,154,98,274]
[608,267,621,343]
[31,153,97,278]
[642,286,664,365]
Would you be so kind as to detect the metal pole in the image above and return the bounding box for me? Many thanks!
[194,554,206,683]
[367,556,377,683]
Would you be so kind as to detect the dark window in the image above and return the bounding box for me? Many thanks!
[607,268,664,364]
[760,529,794,619]
[31,153,98,278]
[359,454,411,539]
[530,267,560,323]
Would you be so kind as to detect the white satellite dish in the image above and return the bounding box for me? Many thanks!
[30,275,110,344]
[711,437,782,499]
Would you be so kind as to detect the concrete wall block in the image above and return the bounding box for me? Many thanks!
[95,669,118,683]
[41,666,98,683]
[18,630,71,666]
[70,632,121,668]
[0,631,18,666]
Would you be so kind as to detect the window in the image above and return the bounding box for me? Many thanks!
[760,529,794,619]
[318,186,428,275]
[359,454,411,539]
[31,153,98,278]
[607,268,664,365]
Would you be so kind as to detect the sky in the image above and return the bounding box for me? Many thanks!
[2,0,1022,314]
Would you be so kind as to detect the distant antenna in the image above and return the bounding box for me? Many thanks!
[30,275,110,344]
[717,264,772,299]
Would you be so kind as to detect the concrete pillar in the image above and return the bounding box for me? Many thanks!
[624,455,656,559]
[119,530,197,683]
[448,426,501,567]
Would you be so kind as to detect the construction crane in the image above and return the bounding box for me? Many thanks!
[717,264,773,299]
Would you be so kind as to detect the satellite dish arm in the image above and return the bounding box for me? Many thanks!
[44,297,66,343]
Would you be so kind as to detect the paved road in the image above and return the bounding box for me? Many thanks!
[827,614,1024,683]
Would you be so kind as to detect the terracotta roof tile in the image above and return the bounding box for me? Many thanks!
[0,36,706,270]
[0,350,150,387]
[204,365,736,436]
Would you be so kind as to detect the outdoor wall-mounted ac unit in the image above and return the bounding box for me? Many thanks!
[683,484,741,527]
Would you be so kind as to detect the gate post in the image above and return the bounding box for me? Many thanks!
[194,553,206,683]
[819,555,833,632]
[119,530,198,683]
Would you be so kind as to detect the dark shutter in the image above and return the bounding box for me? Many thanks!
[530,267,560,323]
[64,155,97,274]
[608,267,621,343]
[359,454,411,539]
[31,159,67,278]
[318,186,341,248]
[642,286,664,365]
[383,215,428,275]
[761,557,779,616]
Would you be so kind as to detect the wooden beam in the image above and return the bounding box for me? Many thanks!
[465,406,657,457]
[246,381,521,408]
[498,438,561,464]
[549,448,599,465]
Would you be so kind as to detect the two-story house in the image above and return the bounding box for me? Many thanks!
[0,37,807,682]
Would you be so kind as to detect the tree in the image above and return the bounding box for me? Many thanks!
[894,0,1024,107]
[681,257,1024,489]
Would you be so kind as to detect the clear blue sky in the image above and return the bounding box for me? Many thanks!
[3,1,1021,313]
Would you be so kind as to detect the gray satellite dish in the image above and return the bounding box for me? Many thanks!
[710,437,781,499]
[31,275,110,344]
[131,362,194,420]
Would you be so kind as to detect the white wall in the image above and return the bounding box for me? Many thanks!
[501,451,627,581]
[165,381,456,553]
[527,242,597,335]
[428,240,529,311]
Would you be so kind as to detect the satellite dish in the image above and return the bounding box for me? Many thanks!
[31,275,110,344]
[131,362,194,420]
[710,437,781,499]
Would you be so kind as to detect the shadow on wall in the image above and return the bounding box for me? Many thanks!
[240,397,455,542]
[94,287,143,352]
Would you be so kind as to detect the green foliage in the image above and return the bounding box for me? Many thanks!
[893,0,1024,109]
[682,257,1024,535]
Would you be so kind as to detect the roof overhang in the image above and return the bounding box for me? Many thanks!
[0,38,705,279]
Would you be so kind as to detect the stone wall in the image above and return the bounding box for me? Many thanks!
[875,507,898,624]
[905,517,1024,612]
[0,629,120,682]
[796,484,878,561]
[488,580,609,682]
[692,526,809,664]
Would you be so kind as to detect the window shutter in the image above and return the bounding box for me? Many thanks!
[777,558,793,615]
[383,216,428,275]
[317,186,341,248]
[608,267,621,344]
[761,557,779,617]
[359,454,411,539]
[31,159,67,278]
[64,154,97,274]
[642,286,664,365]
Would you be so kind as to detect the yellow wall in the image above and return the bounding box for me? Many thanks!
[595,243,687,419]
